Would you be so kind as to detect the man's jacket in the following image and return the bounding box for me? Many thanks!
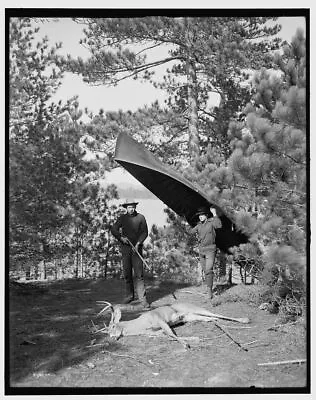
[191,217,222,251]
[111,212,148,246]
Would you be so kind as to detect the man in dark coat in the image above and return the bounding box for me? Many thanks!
[111,199,149,307]
[191,206,222,300]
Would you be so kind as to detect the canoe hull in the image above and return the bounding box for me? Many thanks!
[114,133,248,253]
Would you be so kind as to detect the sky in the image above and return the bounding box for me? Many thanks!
[33,15,307,189]
[29,15,307,196]
[35,16,307,115]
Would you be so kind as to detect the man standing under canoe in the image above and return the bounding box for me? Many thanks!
[111,199,149,308]
[191,206,222,300]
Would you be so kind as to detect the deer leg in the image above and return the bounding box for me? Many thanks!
[156,319,190,349]
[173,304,250,324]
[182,313,218,323]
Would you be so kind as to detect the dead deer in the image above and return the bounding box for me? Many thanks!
[95,301,250,349]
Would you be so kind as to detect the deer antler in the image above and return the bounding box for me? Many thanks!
[95,301,117,334]
[96,301,114,317]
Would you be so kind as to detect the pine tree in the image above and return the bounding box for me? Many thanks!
[9,18,115,278]
[146,211,201,283]
[226,29,306,300]
[9,18,64,140]
[60,17,282,159]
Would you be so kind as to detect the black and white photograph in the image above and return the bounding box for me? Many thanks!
[6,6,310,395]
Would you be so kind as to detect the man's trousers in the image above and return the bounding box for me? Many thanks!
[199,245,217,296]
[121,245,146,301]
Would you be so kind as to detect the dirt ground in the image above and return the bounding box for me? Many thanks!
[8,278,308,392]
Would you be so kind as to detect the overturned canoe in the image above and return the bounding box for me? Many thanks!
[114,132,248,253]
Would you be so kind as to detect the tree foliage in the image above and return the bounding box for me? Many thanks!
[164,28,307,304]
[227,29,306,299]
[9,18,117,277]
[60,17,282,158]
[145,213,201,284]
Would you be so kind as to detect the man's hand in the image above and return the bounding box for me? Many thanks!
[121,236,129,245]
[210,207,217,217]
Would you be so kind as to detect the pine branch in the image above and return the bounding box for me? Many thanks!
[135,43,164,56]
[162,128,187,145]
[272,149,306,166]
[92,56,181,85]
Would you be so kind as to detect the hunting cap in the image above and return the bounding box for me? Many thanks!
[194,206,210,217]
[121,199,139,208]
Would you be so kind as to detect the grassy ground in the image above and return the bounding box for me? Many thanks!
[8,278,307,392]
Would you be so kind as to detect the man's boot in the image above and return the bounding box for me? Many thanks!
[205,270,214,301]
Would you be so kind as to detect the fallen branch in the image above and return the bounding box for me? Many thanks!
[101,349,152,368]
[146,332,200,342]
[214,323,248,352]
[241,340,258,346]
[147,332,226,343]
[267,321,298,331]
[20,339,36,345]
[219,324,255,330]
[179,290,206,296]
[200,334,226,341]
[169,335,200,342]
[248,342,270,348]
[258,359,306,367]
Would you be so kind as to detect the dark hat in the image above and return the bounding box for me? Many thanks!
[121,199,139,208]
[194,206,210,217]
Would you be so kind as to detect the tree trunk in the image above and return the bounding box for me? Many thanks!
[227,265,232,285]
[74,226,79,279]
[80,248,83,278]
[74,251,79,279]
[34,263,39,280]
[39,260,46,280]
[80,233,85,278]
[54,258,58,280]
[25,261,31,280]
[186,56,200,158]
[182,17,200,159]
[240,265,244,284]
[102,257,108,279]
[218,250,227,281]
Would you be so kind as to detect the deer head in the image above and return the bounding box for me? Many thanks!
[96,301,124,339]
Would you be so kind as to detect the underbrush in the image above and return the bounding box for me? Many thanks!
[212,283,306,325]
[277,296,306,324]
[211,283,272,307]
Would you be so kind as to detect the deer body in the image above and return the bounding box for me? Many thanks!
[97,301,250,348]
[116,305,185,335]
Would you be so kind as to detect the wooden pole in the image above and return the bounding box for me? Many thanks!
[214,322,248,352]
[258,359,306,367]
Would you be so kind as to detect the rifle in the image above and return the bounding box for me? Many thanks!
[126,238,151,270]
